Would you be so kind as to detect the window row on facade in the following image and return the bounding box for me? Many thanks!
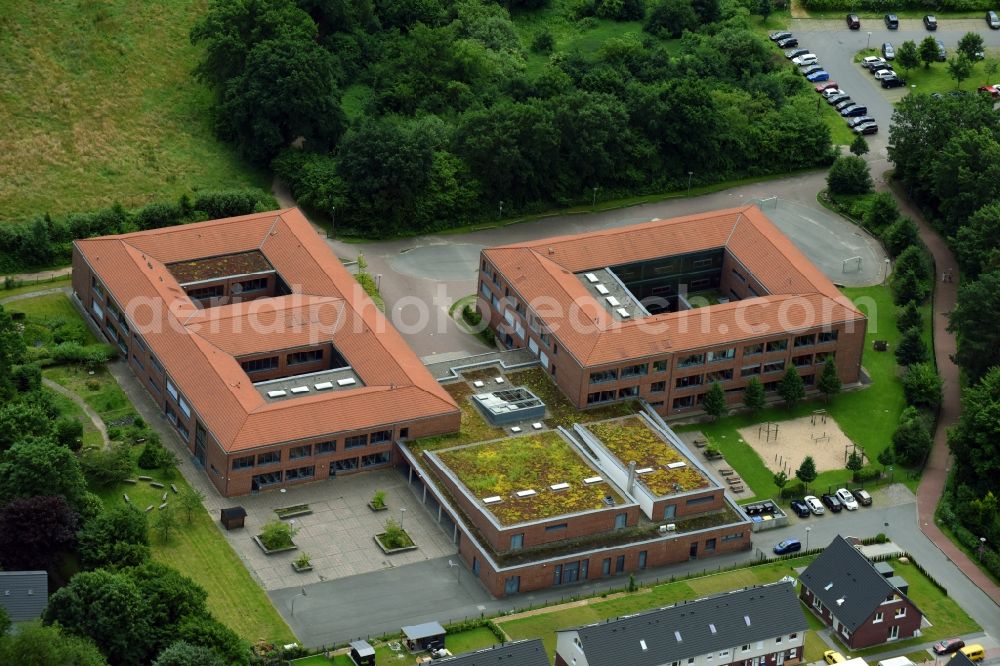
[231,430,396,471]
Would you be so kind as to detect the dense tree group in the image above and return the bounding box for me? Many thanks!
[193,0,834,236]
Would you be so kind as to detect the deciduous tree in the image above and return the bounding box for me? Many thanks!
[948,270,1000,382]
[743,377,766,412]
[0,495,78,572]
[896,40,920,76]
[78,507,150,570]
[153,641,224,666]
[948,54,974,89]
[0,438,87,508]
[955,202,1000,278]
[902,362,942,410]
[0,623,106,666]
[849,135,869,157]
[703,382,726,419]
[892,407,932,466]
[778,368,805,408]
[795,456,817,489]
[827,155,872,195]
[818,361,841,402]
[882,216,920,259]
[957,32,985,62]
[920,36,940,68]
[177,487,206,524]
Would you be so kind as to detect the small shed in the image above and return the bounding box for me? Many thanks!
[0,571,47,621]
[402,621,447,652]
[220,506,247,530]
[874,561,895,578]
[349,639,376,666]
[886,575,909,595]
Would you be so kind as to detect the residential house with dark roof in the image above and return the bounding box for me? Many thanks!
[439,639,550,666]
[0,571,48,622]
[799,535,923,649]
[554,580,807,666]
[72,209,460,497]
[477,205,866,418]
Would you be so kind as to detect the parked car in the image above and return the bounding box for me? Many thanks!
[924,14,938,30]
[960,645,985,662]
[935,38,947,61]
[854,122,879,135]
[778,37,799,48]
[885,13,899,29]
[882,42,895,60]
[853,488,873,506]
[882,76,907,88]
[874,68,897,80]
[988,10,1000,29]
[847,115,875,128]
[870,65,893,77]
[786,47,810,59]
[978,84,999,97]
[792,54,818,66]
[801,64,825,76]
[824,651,846,665]
[807,70,830,82]
[770,30,794,41]
[821,492,844,511]
[816,81,840,93]
[861,56,885,69]
[842,105,869,117]
[846,14,861,29]
[822,87,844,98]
[804,495,825,515]
[828,93,851,105]
[836,488,859,510]
[835,99,855,110]
[774,539,803,555]
[790,499,811,517]
[933,639,966,655]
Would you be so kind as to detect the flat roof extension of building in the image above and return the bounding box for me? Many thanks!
[74,208,458,452]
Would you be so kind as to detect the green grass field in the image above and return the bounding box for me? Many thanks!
[500,555,978,664]
[0,0,266,224]
[676,284,928,500]
[6,292,97,344]
[290,626,502,664]
[0,275,71,296]
[45,387,105,450]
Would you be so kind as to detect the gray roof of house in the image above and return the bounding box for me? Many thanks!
[437,639,549,666]
[0,571,48,621]
[403,621,446,640]
[558,581,807,666]
[799,535,920,631]
[948,652,977,666]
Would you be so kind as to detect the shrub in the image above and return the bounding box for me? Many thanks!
[895,328,929,366]
[531,30,555,54]
[371,490,386,509]
[897,301,922,332]
[892,407,932,466]
[259,519,297,550]
[782,479,805,498]
[53,416,84,450]
[903,362,943,410]
[381,519,409,549]
[294,552,312,568]
[138,440,171,470]
[882,217,920,258]
[827,155,872,195]
[863,192,899,234]
[892,267,929,306]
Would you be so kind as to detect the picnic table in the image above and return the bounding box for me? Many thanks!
[720,469,734,476]
[727,477,743,485]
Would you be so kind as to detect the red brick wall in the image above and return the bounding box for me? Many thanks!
[800,585,921,649]
[651,488,725,521]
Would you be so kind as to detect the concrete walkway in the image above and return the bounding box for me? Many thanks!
[42,376,110,449]
[886,182,1000,608]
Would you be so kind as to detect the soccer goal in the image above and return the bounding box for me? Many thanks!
[842,256,862,273]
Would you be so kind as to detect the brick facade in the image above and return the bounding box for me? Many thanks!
[799,584,923,649]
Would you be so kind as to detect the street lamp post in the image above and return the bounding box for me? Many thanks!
[687,171,694,193]
[805,526,812,551]
[867,31,872,50]
[291,587,307,616]
[329,206,335,239]
[376,273,382,291]
[400,507,407,530]
[980,537,987,560]
[499,200,504,219]
[592,186,598,208]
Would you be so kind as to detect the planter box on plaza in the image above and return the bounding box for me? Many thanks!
[253,535,298,555]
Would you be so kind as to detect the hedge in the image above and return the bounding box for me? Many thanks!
[803,0,992,9]
[0,189,278,274]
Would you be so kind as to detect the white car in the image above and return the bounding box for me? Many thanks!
[861,56,885,69]
[804,495,825,515]
[874,69,897,80]
[792,54,818,66]
[836,488,859,510]
[822,88,844,98]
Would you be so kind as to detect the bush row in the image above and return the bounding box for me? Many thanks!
[803,0,992,10]
[937,491,1000,580]
[0,189,277,274]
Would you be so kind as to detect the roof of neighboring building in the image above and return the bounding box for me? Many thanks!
[437,639,549,666]
[0,571,48,621]
[482,206,865,366]
[948,653,977,666]
[557,581,807,666]
[799,535,922,631]
[74,209,458,451]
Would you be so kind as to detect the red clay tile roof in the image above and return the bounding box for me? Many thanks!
[75,208,458,452]
[484,206,865,367]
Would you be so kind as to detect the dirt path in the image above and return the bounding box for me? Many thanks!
[0,286,69,305]
[886,181,1000,607]
[42,376,110,450]
[5,267,72,281]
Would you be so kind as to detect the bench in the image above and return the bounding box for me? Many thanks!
[720,469,734,476]
[730,485,745,493]
[727,477,743,485]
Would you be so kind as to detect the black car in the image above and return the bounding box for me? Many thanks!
[842,105,869,117]
[828,93,851,105]
[885,13,899,29]
[847,115,875,128]
[786,48,810,59]
[770,30,794,41]
[801,65,825,76]
[882,76,907,88]
[790,499,811,518]
[846,14,861,29]
[822,493,844,512]
[924,14,938,30]
[854,122,879,135]
[778,37,799,48]
[835,99,855,111]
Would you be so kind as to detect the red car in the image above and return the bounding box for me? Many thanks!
[978,84,1000,97]
[815,80,839,93]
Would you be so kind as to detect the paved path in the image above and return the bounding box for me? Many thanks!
[4,266,72,281]
[41,376,110,449]
[886,182,1000,607]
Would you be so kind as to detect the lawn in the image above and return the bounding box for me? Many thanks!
[0,0,265,224]
[586,417,711,495]
[45,365,134,424]
[46,388,104,450]
[92,448,294,644]
[0,274,71,297]
[6,292,99,345]
[434,432,622,524]
[296,626,502,665]
[500,554,978,665]
[676,284,928,500]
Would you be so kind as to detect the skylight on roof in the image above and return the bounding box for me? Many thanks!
[290,386,309,394]
[606,296,621,307]
[744,615,751,626]
[315,382,333,390]
[616,308,631,318]
[674,631,682,642]
[337,378,356,387]
[585,273,599,283]
[709,623,716,634]
[836,597,845,606]
[550,483,570,491]
[516,489,537,498]
[584,476,603,484]
[667,461,686,469]
[595,284,610,295]
[824,583,834,591]
[640,640,648,651]
[267,390,287,398]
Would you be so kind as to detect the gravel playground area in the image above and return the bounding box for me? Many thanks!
[737,413,860,476]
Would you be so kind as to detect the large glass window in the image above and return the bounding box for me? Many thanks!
[706,348,735,363]
[818,330,839,343]
[744,343,763,356]
[241,357,278,373]
[676,374,703,388]
[763,360,786,374]
[345,434,368,449]
[233,456,254,470]
[678,354,705,368]
[587,390,616,405]
[361,452,390,467]
[370,430,392,444]
[621,364,648,378]
[287,350,323,366]
[316,441,337,454]
[653,360,668,373]
[589,369,618,384]
[766,339,788,353]
[286,466,315,481]
[252,471,282,488]
[257,451,281,466]
[289,445,312,460]
[794,334,816,348]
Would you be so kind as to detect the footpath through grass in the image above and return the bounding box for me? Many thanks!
[676,284,926,500]
[0,0,265,224]
[500,554,978,664]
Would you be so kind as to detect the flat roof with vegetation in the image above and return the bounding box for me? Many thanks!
[434,432,624,526]
[586,417,711,497]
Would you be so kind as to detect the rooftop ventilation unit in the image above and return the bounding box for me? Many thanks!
[337,378,356,387]
[824,582,834,591]
[595,284,610,295]
[290,386,309,394]
[314,382,334,390]
[585,273,600,283]
[583,476,603,484]
[550,483,570,491]
[267,390,287,398]
[666,523,676,531]
[515,489,537,498]
[640,640,648,651]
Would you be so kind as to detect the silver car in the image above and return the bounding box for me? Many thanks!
[804,495,825,515]
[836,488,859,510]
